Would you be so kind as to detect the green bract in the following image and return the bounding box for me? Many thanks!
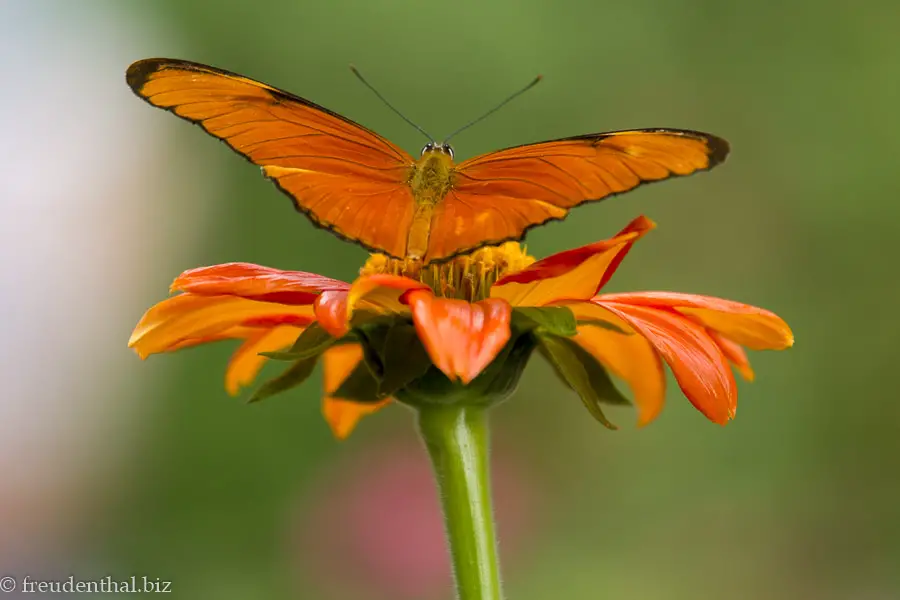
[249,306,630,426]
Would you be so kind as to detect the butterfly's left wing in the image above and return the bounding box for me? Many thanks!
[127,58,417,258]
[423,129,728,262]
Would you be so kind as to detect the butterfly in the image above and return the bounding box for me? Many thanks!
[126,58,729,264]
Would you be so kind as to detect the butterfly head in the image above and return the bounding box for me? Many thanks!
[421,142,454,160]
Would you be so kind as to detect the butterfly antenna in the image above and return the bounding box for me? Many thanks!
[350,65,434,142]
[443,74,543,143]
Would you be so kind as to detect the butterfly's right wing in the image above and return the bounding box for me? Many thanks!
[127,58,417,258]
[422,129,728,262]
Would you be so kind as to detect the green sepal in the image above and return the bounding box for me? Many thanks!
[333,321,433,402]
[511,306,578,337]
[396,332,537,408]
[248,355,318,403]
[351,325,387,377]
[332,360,383,403]
[259,322,341,361]
[575,317,630,335]
[348,310,398,330]
[380,324,433,395]
[537,333,629,429]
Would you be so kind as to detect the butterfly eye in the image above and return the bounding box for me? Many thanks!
[421,142,435,156]
[441,144,454,159]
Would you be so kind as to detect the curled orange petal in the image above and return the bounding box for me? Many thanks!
[345,274,430,320]
[171,262,349,304]
[314,290,351,338]
[408,291,512,384]
[322,343,391,439]
[491,216,654,306]
[597,292,793,351]
[597,300,737,425]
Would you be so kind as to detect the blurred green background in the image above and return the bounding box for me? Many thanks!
[3,1,898,598]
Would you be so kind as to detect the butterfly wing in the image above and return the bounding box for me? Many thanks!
[126,58,417,258]
[423,129,728,262]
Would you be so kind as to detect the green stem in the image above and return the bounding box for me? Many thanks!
[416,405,503,600]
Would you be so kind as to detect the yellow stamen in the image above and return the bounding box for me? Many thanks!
[360,243,535,301]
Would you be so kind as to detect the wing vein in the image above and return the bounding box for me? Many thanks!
[535,157,593,195]
[454,173,570,202]
[259,106,406,163]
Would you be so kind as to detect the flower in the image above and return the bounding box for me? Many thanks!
[129,216,793,437]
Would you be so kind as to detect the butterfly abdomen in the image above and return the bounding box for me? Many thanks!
[407,150,455,260]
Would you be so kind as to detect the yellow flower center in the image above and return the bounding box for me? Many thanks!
[360,243,535,301]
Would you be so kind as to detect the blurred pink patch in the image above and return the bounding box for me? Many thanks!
[294,434,538,600]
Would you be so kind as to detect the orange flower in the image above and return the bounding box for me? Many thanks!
[129,216,793,437]
[488,216,792,426]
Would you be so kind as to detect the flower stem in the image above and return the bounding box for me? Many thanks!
[416,404,503,600]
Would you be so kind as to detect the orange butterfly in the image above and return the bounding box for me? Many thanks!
[126,58,729,264]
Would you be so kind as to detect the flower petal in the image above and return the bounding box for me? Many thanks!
[596,300,737,425]
[322,343,391,439]
[225,325,305,395]
[314,290,350,337]
[345,274,430,319]
[596,292,793,350]
[709,330,755,382]
[171,262,349,304]
[128,294,314,358]
[164,329,248,352]
[567,302,666,426]
[408,291,512,384]
[490,216,654,306]
[240,314,315,327]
